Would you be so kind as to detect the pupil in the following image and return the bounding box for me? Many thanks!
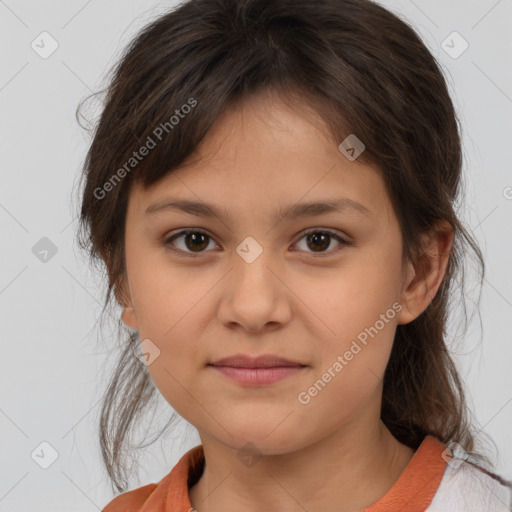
[308,233,329,252]
[186,233,208,251]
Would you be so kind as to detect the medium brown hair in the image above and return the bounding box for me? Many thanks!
[75,0,494,493]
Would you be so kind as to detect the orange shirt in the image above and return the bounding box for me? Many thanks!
[102,435,512,511]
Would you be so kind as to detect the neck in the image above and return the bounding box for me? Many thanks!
[189,413,415,512]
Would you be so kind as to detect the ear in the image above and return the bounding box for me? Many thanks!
[117,277,139,331]
[396,221,454,325]
[101,247,139,330]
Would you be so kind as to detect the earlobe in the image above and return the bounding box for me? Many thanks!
[121,305,139,330]
[396,261,418,325]
[116,280,139,330]
[396,222,454,326]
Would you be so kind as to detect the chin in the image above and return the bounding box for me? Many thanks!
[217,425,307,455]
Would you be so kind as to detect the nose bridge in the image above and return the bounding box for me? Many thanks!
[232,234,276,287]
[216,234,287,329]
[213,206,297,331]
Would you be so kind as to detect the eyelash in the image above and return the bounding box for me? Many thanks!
[163,228,351,258]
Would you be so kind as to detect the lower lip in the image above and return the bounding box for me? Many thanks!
[209,365,306,386]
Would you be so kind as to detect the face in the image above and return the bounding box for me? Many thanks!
[120,90,416,454]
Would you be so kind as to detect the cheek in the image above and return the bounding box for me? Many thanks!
[318,247,402,331]
[144,360,201,429]
[302,259,400,339]
[299,252,401,392]
[298,315,396,440]
[128,258,208,338]
[311,312,396,404]
[140,326,207,426]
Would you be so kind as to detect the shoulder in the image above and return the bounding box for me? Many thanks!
[102,483,157,512]
[101,444,204,512]
[427,458,512,512]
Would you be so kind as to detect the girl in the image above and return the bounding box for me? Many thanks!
[76,0,512,510]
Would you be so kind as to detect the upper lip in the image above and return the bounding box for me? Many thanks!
[209,354,307,368]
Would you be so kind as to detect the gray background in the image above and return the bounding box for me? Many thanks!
[0,0,511,510]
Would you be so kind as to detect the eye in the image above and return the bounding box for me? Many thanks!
[164,229,219,257]
[293,228,350,256]
[163,228,350,257]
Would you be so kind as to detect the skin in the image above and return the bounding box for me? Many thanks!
[120,88,453,512]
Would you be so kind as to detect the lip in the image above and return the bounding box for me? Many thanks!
[208,354,308,386]
[209,354,306,368]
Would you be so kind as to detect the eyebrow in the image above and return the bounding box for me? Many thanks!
[145,197,373,222]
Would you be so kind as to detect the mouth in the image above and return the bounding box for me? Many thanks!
[208,354,308,386]
[209,354,307,368]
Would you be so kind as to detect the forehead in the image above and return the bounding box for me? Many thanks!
[128,91,391,222]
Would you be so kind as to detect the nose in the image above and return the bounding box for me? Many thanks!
[216,245,292,334]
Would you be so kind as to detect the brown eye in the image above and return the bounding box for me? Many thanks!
[294,229,349,255]
[164,230,218,255]
[306,232,330,252]
[182,232,209,252]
